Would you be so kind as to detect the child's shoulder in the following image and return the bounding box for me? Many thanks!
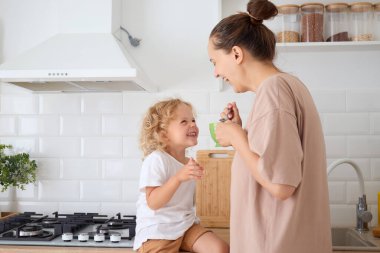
[143,150,168,165]
[146,150,166,159]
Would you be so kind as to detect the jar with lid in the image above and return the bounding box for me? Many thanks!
[350,2,374,41]
[300,3,324,42]
[374,3,380,40]
[275,5,300,43]
[325,3,350,41]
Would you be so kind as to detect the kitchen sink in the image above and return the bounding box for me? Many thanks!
[331,227,379,251]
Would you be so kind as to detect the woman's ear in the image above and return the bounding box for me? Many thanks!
[231,46,243,64]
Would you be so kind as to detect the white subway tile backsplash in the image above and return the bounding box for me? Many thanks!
[102,115,142,137]
[0,116,16,135]
[0,137,37,155]
[327,182,346,204]
[347,136,380,157]
[39,137,81,158]
[38,180,80,201]
[35,158,61,180]
[60,115,101,136]
[123,93,161,115]
[347,89,380,112]
[323,113,370,135]
[0,95,38,114]
[102,159,142,180]
[372,113,380,134]
[123,137,142,158]
[210,90,254,114]
[324,136,346,158]
[100,202,137,215]
[19,116,60,136]
[61,159,101,179]
[82,93,122,114]
[0,188,14,200]
[371,159,380,180]
[122,181,139,202]
[178,92,210,114]
[17,202,59,214]
[15,183,36,200]
[0,85,378,227]
[310,90,346,113]
[330,205,356,227]
[82,137,122,158]
[80,181,122,201]
[59,202,101,214]
[39,94,81,114]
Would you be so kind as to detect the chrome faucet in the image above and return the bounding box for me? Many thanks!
[327,159,373,231]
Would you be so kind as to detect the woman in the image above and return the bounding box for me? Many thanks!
[207,0,332,252]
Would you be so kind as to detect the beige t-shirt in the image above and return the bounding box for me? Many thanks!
[230,73,332,253]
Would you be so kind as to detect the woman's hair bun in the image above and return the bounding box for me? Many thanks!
[247,0,278,22]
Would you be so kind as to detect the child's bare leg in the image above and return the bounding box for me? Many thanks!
[192,232,229,253]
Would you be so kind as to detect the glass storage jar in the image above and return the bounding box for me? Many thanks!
[300,3,324,42]
[374,3,380,40]
[325,3,350,41]
[350,2,374,41]
[276,5,300,43]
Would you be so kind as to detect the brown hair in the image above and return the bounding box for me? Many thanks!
[210,0,278,62]
[139,98,194,158]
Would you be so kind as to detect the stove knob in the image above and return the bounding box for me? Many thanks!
[62,232,73,242]
[94,233,105,242]
[78,232,89,242]
[110,233,121,243]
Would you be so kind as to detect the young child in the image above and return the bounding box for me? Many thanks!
[133,98,229,253]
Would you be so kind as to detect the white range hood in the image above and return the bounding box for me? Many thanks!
[0,33,156,92]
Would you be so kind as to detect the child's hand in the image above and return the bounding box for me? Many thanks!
[175,158,204,182]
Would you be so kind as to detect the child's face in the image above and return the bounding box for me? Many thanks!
[165,103,199,151]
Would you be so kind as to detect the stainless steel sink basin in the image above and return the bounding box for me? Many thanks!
[332,227,379,251]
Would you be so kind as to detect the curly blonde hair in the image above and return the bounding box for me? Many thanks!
[140,98,194,158]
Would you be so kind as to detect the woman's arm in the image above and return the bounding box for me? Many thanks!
[234,132,295,200]
[217,123,296,200]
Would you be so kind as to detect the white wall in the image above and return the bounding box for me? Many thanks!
[0,0,379,227]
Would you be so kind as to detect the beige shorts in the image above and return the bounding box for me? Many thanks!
[138,223,211,253]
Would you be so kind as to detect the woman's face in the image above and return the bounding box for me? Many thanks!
[207,39,246,92]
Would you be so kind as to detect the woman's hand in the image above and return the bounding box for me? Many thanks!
[215,121,246,147]
[220,102,242,127]
[175,158,204,182]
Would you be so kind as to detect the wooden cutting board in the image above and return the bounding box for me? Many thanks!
[0,212,18,220]
[195,150,235,228]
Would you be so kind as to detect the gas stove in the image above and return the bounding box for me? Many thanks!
[0,212,135,248]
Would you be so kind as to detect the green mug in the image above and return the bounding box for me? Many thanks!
[209,122,221,147]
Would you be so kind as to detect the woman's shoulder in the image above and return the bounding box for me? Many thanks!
[261,72,301,89]
[258,72,306,97]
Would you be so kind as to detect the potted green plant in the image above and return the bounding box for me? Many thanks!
[0,144,37,192]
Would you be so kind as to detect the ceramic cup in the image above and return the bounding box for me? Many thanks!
[209,122,221,147]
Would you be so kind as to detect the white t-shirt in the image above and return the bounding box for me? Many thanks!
[133,150,198,250]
